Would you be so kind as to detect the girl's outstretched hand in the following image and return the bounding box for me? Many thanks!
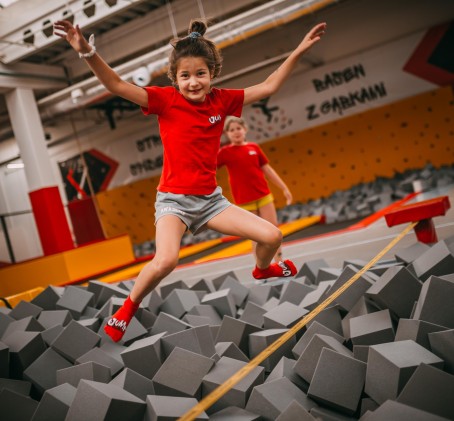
[54,20,90,54]
[297,22,327,54]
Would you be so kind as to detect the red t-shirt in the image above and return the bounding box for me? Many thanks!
[217,143,271,204]
[141,86,244,195]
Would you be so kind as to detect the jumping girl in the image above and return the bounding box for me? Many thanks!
[54,18,326,342]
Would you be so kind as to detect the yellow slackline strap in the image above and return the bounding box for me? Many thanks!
[178,221,418,421]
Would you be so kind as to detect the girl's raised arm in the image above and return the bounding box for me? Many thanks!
[54,20,148,108]
[244,22,326,105]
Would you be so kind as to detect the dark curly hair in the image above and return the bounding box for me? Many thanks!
[167,19,222,85]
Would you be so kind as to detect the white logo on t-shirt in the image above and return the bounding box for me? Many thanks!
[249,151,257,155]
[209,114,221,124]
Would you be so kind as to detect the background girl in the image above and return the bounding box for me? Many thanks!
[218,116,293,261]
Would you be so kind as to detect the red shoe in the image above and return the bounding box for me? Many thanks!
[252,259,297,280]
[104,296,140,342]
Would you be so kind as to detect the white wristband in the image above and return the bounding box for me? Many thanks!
[79,34,96,59]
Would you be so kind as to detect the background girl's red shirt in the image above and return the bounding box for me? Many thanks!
[217,142,271,204]
[142,86,244,195]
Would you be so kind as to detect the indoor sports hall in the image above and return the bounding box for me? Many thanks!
[0,0,453,420]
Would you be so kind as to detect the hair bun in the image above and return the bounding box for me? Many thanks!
[189,19,207,37]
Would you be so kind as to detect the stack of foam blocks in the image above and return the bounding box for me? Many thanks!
[0,236,453,420]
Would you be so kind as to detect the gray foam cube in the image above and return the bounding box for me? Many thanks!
[110,368,155,401]
[296,259,329,283]
[215,341,249,362]
[366,266,422,318]
[160,289,200,319]
[219,276,249,307]
[152,347,214,398]
[142,290,163,315]
[57,361,111,387]
[276,400,316,421]
[265,356,309,392]
[31,286,64,311]
[395,319,448,350]
[159,280,188,299]
[341,297,380,340]
[211,271,239,290]
[310,405,359,420]
[23,347,73,395]
[150,311,190,335]
[279,280,315,305]
[201,289,236,318]
[202,356,264,413]
[249,328,295,372]
[37,310,73,329]
[246,377,317,420]
[407,240,454,281]
[0,340,9,377]
[292,321,344,359]
[299,281,332,311]
[65,380,145,421]
[1,316,44,340]
[396,363,454,420]
[307,348,367,416]
[365,339,444,404]
[41,324,64,347]
[412,276,454,328]
[190,278,214,294]
[87,281,129,307]
[349,309,395,346]
[324,265,374,312]
[395,242,430,265]
[51,320,101,363]
[247,284,279,306]
[120,333,164,379]
[144,395,209,420]
[56,286,95,318]
[187,304,223,325]
[239,301,266,328]
[316,267,343,284]
[0,388,39,421]
[293,334,352,383]
[76,347,124,377]
[308,305,343,336]
[428,329,454,374]
[215,316,262,355]
[0,312,14,338]
[9,301,42,320]
[353,345,370,363]
[183,314,214,327]
[0,378,31,396]
[362,400,450,421]
[210,406,261,420]
[31,383,76,421]
[2,331,46,378]
[263,301,308,330]
[161,324,216,358]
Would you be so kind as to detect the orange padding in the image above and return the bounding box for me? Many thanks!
[0,235,135,297]
[0,287,44,308]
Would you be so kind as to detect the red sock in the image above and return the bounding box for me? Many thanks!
[104,296,140,342]
[252,259,297,280]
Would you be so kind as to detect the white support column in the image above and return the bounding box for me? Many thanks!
[5,88,54,191]
[5,87,74,255]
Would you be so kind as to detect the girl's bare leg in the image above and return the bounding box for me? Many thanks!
[205,205,282,269]
[256,202,283,262]
[130,215,187,302]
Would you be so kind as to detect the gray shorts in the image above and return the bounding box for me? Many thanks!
[154,186,232,234]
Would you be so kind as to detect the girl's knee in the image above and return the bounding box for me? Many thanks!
[153,255,178,276]
[262,226,282,247]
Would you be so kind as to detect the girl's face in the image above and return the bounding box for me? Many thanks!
[176,56,212,103]
[225,121,247,145]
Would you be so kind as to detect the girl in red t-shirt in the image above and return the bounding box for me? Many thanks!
[218,116,293,261]
[54,18,326,342]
